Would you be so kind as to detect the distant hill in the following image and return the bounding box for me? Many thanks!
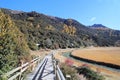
[89,24,110,30]
[90,24,107,28]
[1,8,120,48]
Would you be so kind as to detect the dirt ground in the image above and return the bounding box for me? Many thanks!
[54,48,120,80]
[30,49,51,59]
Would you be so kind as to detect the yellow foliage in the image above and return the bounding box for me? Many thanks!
[62,24,76,36]
[0,10,15,37]
[45,24,55,30]
[0,10,30,73]
[0,9,29,57]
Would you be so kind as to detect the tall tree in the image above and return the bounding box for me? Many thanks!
[0,10,29,74]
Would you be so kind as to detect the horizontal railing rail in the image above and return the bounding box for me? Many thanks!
[52,53,66,80]
[56,65,66,80]
[3,57,40,80]
[29,53,66,80]
[3,52,66,80]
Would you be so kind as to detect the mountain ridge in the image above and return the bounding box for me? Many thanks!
[88,24,111,30]
[1,8,120,48]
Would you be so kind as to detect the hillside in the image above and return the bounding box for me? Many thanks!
[1,8,120,49]
[0,10,30,75]
[89,24,120,46]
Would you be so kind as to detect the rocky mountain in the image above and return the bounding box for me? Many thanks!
[1,8,120,49]
[89,24,109,30]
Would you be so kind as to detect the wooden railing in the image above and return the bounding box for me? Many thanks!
[52,54,66,80]
[2,53,66,80]
[56,65,66,80]
[3,57,40,80]
[27,53,66,80]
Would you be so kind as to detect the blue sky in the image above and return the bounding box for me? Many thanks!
[0,0,120,30]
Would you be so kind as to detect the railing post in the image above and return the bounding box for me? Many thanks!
[19,59,23,80]
[52,53,58,80]
[52,54,55,78]
[37,57,40,65]
[32,63,35,71]
[55,59,59,80]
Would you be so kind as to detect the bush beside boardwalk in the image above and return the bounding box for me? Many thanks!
[60,58,105,80]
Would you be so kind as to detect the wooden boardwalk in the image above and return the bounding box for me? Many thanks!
[41,55,55,80]
[4,51,65,80]
[26,54,55,80]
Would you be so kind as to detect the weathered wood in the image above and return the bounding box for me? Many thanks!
[56,65,66,80]
[4,57,40,80]
[6,52,66,80]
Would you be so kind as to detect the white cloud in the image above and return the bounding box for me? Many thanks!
[90,17,96,22]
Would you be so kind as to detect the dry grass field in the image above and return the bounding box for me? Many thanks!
[54,48,120,80]
[72,47,120,66]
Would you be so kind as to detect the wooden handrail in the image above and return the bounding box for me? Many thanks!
[3,57,40,80]
[52,57,66,80]
[4,53,66,80]
[56,65,66,80]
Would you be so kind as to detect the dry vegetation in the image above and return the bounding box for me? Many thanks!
[30,49,51,59]
[54,48,120,80]
[72,47,120,66]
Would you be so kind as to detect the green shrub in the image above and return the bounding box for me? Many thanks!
[60,63,79,80]
[77,67,105,80]
[28,41,38,50]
